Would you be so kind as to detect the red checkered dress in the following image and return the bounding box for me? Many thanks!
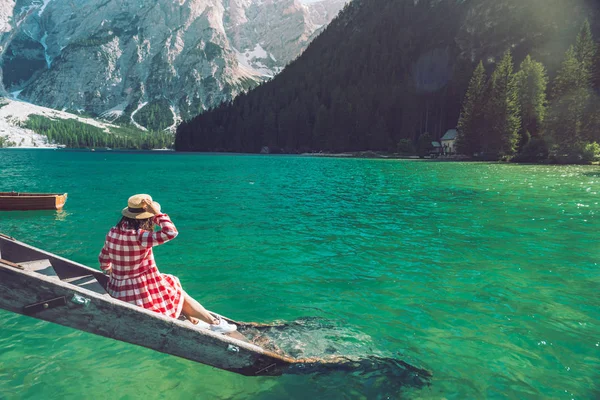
[98,214,184,319]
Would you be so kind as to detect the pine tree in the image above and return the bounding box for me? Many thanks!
[588,41,600,143]
[546,44,593,154]
[456,61,487,156]
[593,39,600,91]
[574,20,597,144]
[484,51,521,159]
[515,55,548,139]
[572,22,600,144]
[575,20,596,74]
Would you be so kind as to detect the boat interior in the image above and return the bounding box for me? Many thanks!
[0,233,108,296]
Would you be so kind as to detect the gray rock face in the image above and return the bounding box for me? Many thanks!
[0,0,346,124]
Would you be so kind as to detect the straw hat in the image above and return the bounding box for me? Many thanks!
[122,194,161,219]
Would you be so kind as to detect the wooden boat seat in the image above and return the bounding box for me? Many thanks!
[62,275,109,296]
[17,259,59,279]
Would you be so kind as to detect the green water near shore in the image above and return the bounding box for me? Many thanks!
[0,149,598,399]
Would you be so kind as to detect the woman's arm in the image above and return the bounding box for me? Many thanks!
[98,235,113,272]
[139,213,179,247]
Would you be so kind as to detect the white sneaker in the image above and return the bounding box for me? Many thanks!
[210,317,237,334]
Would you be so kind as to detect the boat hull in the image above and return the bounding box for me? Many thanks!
[0,192,68,210]
[0,235,293,376]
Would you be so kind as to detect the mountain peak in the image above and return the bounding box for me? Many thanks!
[0,0,347,130]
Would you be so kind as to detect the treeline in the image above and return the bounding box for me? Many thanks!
[456,21,600,163]
[25,115,174,149]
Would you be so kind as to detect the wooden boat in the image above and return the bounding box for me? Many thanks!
[0,233,432,382]
[0,192,68,211]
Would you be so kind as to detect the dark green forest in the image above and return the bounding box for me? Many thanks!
[175,0,600,162]
[25,115,173,149]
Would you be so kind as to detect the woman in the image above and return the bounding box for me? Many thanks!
[98,194,236,334]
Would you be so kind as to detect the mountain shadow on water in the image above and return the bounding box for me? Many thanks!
[176,0,599,154]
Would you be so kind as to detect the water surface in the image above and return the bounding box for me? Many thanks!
[0,150,598,399]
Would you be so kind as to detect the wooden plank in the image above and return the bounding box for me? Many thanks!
[16,259,52,271]
[62,274,108,295]
[0,258,23,270]
[18,259,59,280]
[62,275,96,284]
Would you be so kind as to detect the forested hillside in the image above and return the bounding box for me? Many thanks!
[176,0,599,154]
[25,116,173,149]
[0,98,174,149]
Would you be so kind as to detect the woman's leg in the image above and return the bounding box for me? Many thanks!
[181,291,218,325]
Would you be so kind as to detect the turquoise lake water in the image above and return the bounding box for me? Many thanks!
[0,149,598,399]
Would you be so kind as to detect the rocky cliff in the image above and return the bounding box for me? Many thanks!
[0,0,346,129]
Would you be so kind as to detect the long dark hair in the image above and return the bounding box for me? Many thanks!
[117,216,154,231]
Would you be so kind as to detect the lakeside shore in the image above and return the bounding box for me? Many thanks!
[2,148,596,165]
[300,150,464,161]
[299,151,600,165]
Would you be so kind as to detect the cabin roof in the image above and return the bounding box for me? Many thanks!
[431,141,441,147]
[441,129,457,141]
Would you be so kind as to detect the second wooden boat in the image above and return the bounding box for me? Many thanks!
[0,192,68,210]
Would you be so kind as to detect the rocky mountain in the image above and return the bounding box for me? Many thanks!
[0,0,347,131]
[176,0,600,153]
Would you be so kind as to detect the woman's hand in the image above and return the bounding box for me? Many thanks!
[142,198,160,215]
